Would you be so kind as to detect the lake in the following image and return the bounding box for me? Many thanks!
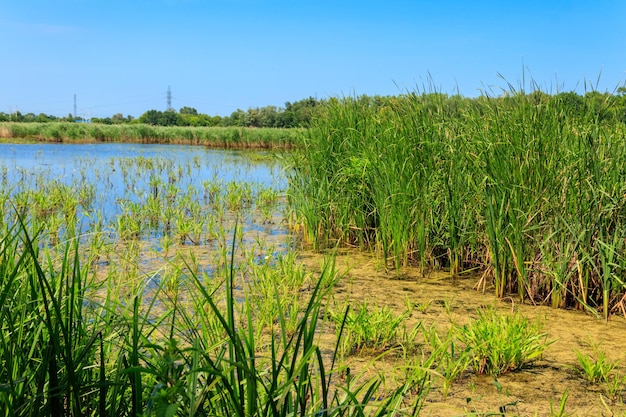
[0,142,291,256]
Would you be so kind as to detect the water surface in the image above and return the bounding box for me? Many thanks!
[0,142,289,243]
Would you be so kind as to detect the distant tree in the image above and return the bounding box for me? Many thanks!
[278,97,322,127]
[179,106,198,115]
[160,110,184,126]
[584,91,614,122]
[180,114,197,126]
[139,109,182,126]
[35,113,54,122]
[197,114,221,126]
[227,109,247,127]
[182,113,221,127]
[259,106,279,127]
[112,113,126,123]
[139,110,163,125]
[556,91,585,118]
[245,108,261,127]
[11,111,24,122]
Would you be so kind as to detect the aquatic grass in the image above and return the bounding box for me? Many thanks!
[0,207,424,416]
[172,223,423,417]
[244,249,313,341]
[257,187,280,223]
[3,141,427,415]
[7,179,93,246]
[575,346,625,399]
[547,390,572,417]
[575,349,619,384]
[76,153,286,250]
[0,217,114,416]
[420,324,471,398]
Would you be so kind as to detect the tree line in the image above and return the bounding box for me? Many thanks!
[0,97,323,129]
[2,89,626,128]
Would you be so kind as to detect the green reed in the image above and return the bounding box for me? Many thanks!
[0,218,111,416]
[289,85,626,317]
[1,122,303,148]
[1,208,425,416]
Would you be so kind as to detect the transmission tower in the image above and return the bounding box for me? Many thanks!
[74,94,77,118]
[166,86,173,111]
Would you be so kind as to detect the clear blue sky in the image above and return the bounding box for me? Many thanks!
[1,0,625,118]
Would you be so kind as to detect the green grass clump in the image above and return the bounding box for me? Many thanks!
[330,301,414,356]
[420,324,470,398]
[576,349,619,384]
[575,348,625,399]
[457,307,552,376]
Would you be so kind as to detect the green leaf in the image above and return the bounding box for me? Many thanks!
[165,403,179,417]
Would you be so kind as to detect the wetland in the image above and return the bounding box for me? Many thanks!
[3,88,626,416]
[0,144,626,415]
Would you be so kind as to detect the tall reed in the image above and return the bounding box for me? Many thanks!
[289,85,626,317]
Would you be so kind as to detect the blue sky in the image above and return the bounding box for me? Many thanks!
[1,0,625,118]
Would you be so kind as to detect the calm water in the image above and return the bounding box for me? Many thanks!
[0,142,289,240]
[0,142,285,188]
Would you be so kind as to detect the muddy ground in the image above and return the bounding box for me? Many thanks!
[298,250,626,416]
[91,230,626,416]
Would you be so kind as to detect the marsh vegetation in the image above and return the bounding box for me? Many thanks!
[3,83,626,416]
[0,122,303,148]
[289,86,626,321]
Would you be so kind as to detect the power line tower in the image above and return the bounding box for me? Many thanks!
[166,86,174,111]
[74,94,77,118]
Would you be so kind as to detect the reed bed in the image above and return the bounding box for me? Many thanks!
[2,142,618,414]
[0,216,430,416]
[0,122,304,148]
[288,88,626,319]
[0,148,432,416]
[0,211,558,416]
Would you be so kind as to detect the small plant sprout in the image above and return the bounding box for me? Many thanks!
[575,347,625,400]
